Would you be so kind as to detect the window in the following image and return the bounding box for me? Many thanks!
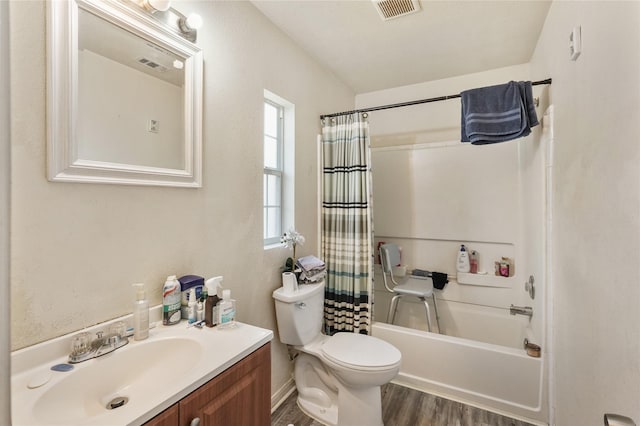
[263,99,283,245]
[263,91,295,247]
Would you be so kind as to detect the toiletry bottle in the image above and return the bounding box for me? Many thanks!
[204,276,223,328]
[469,250,479,274]
[456,244,470,273]
[200,284,208,303]
[217,289,236,329]
[178,275,204,319]
[500,257,511,277]
[198,285,207,322]
[162,275,182,325]
[187,288,197,324]
[196,299,204,322]
[132,283,149,341]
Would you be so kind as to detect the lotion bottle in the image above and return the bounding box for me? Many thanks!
[217,289,236,329]
[132,283,149,341]
[456,244,471,273]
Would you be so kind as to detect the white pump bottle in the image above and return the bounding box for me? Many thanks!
[456,244,471,273]
[132,283,149,340]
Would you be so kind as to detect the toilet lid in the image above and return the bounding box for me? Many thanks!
[321,333,401,369]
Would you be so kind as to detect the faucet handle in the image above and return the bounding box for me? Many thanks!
[109,321,127,338]
[71,332,91,356]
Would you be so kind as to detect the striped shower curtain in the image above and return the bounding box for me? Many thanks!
[321,112,374,335]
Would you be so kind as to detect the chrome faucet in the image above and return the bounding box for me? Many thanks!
[509,304,533,318]
[69,330,129,364]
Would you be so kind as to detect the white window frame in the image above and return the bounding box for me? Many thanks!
[263,99,284,245]
[263,90,295,248]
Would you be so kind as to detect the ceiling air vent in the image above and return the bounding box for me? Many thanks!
[372,0,421,21]
[136,57,168,73]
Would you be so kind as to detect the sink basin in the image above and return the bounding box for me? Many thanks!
[12,311,273,426]
[32,337,203,424]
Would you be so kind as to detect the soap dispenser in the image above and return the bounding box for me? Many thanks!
[217,289,236,329]
[132,283,149,341]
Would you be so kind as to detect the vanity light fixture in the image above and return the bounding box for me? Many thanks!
[175,11,202,42]
[142,0,171,13]
[179,13,203,32]
[137,0,203,43]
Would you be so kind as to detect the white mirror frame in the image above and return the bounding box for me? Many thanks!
[47,0,203,187]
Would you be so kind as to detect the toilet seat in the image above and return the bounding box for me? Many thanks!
[321,333,401,371]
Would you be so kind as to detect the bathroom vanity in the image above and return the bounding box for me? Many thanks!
[144,342,270,426]
[11,314,273,426]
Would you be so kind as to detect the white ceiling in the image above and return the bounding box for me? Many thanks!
[251,0,552,94]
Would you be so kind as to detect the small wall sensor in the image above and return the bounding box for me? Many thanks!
[569,26,582,61]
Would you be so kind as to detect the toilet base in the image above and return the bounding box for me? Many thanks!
[294,353,339,425]
[335,381,383,426]
[293,353,386,426]
[297,385,383,426]
[297,396,338,426]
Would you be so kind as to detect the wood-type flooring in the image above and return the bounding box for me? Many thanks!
[272,383,535,426]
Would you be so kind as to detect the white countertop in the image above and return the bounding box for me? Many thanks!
[11,310,273,426]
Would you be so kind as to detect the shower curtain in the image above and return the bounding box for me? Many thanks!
[321,112,373,335]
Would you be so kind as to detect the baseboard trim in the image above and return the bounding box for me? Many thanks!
[271,377,296,414]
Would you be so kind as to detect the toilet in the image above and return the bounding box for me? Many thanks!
[273,281,401,426]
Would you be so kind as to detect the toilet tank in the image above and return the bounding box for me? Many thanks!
[272,281,325,346]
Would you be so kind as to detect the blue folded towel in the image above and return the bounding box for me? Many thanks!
[461,81,539,145]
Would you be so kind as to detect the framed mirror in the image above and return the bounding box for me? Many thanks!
[47,0,203,187]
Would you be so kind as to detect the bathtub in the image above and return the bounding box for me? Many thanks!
[372,322,547,425]
[375,290,531,349]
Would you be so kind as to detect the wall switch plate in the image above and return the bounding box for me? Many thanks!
[148,119,159,133]
[569,26,581,61]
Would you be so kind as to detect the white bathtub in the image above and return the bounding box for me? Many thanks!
[372,322,547,425]
[375,289,531,349]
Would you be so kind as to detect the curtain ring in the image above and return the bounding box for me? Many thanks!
[362,112,369,119]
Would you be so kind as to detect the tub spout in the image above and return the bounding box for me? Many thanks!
[604,413,636,426]
[510,305,533,318]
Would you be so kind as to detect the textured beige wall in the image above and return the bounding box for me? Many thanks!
[530,2,640,424]
[9,0,353,399]
[1,0,11,422]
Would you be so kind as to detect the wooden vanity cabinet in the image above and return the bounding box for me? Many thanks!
[144,342,271,426]
[145,403,179,426]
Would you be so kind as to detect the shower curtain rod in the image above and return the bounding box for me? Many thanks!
[320,78,552,119]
